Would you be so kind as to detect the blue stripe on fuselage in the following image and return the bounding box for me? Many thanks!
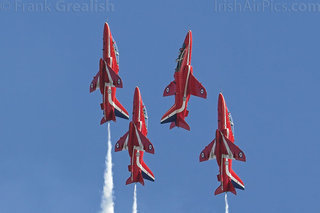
[142,171,154,182]
[161,114,177,124]
[231,180,244,190]
[115,108,129,119]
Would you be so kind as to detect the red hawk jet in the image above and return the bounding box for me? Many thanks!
[90,22,129,124]
[115,87,155,185]
[199,93,246,195]
[160,30,207,131]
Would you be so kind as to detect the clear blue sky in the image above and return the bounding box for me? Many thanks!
[1,0,320,212]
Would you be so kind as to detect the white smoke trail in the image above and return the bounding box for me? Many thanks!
[100,123,114,213]
[224,193,229,213]
[132,184,137,213]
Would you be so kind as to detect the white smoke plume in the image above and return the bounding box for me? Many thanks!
[224,193,229,213]
[100,123,115,213]
[132,184,137,213]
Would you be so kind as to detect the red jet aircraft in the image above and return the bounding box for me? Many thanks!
[90,22,129,124]
[115,87,155,185]
[160,30,207,131]
[199,93,246,195]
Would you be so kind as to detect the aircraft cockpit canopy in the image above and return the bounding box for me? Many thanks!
[175,43,186,72]
[143,103,148,130]
[113,40,120,65]
[228,112,235,135]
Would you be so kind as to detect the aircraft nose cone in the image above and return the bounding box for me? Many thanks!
[218,92,225,105]
[185,30,192,44]
[133,86,141,105]
[134,86,140,98]
[103,22,110,34]
[104,21,109,29]
[217,92,226,114]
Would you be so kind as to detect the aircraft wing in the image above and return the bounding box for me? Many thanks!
[115,131,129,152]
[90,72,100,93]
[105,62,123,88]
[222,135,246,162]
[163,81,176,96]
[188,71,207,99]
[135,128,154,154]
[199,139,216,162]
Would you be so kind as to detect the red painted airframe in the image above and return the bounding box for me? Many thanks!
[160,30,207,131]
[115,87,155,185]
[199,93,246,195]
[90,22,129,124]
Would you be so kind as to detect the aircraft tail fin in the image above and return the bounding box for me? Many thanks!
[169,118,190,131]
[169,122,176,129]
[215,182,237,196]
[100,109,115,124]
[175,118,190,131]
[99,98,116,124]
[126,172,144,186]
[214,185,224,195]
[100,117,107,125]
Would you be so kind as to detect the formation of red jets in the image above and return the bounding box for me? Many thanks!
[90,22,246,195]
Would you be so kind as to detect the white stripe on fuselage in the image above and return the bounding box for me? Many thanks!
[221,131,234,159]
[187,33,190,65]
[95,76,100,90]
[107,28,111,59]
[138,95,142,130]
[220,129,244,189]
[135,150,155,181]
[223,157,245,189]
[123,134,129,150]
[102,59,129,119]
[221,154,224,190]
[209,139,216,160]
[104,60,114,86]
[160,36,192,123]
[134,124,144,151]
[106,88,128,118]
[223,107,227,130]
